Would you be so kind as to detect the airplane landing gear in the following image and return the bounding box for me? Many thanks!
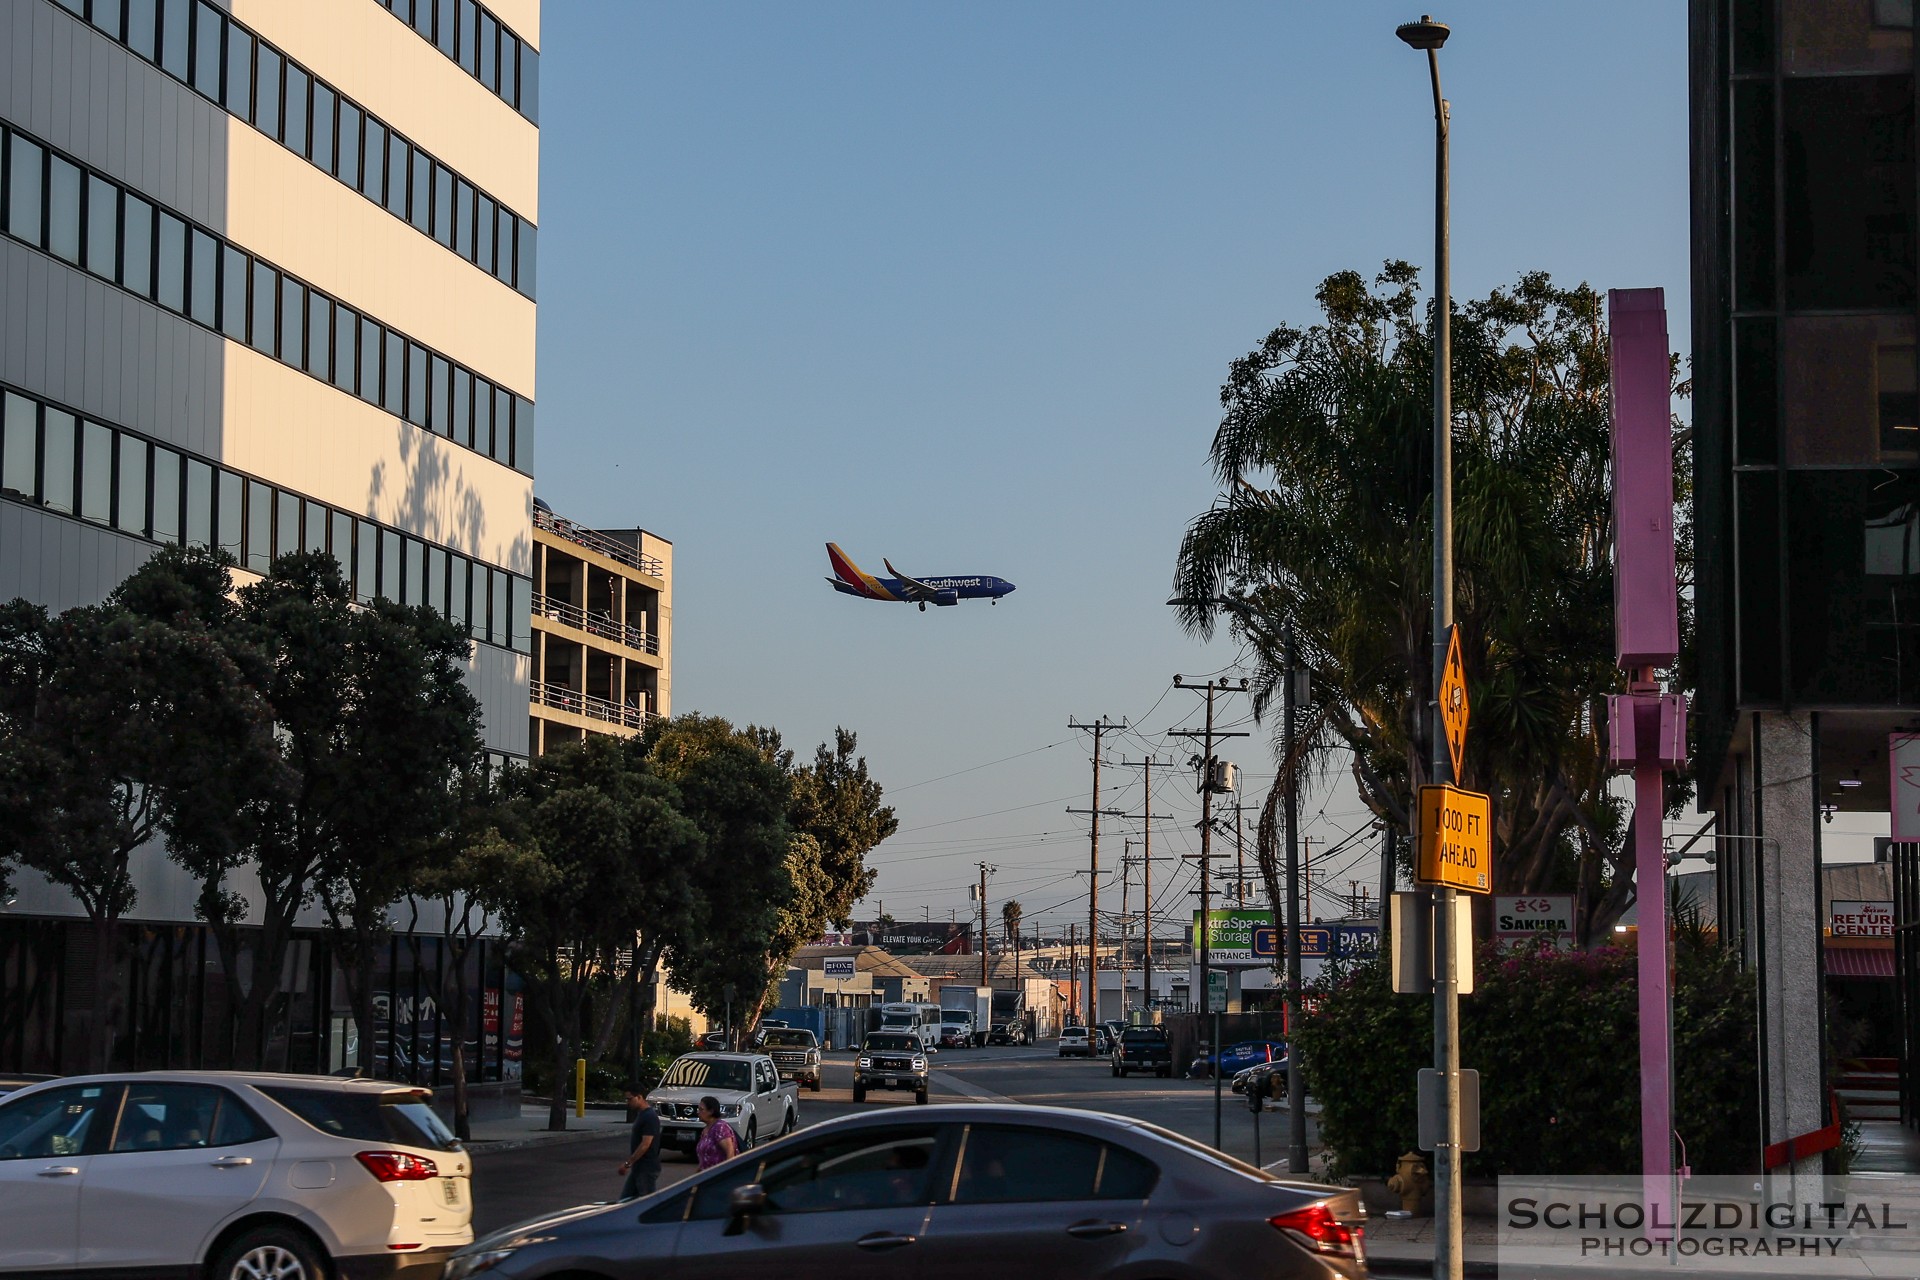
[918,601,927,612]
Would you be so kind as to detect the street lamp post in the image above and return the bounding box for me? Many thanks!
[1395,14,1460,1280]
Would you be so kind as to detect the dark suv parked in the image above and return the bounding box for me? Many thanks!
[1112,1026,1174,1078]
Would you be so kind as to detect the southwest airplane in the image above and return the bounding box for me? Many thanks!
[825,543,1016,610]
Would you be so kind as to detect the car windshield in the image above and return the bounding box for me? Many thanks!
[257,1087,461,1151]
[762,1031,815,1048]
[865,1035,920,1052]
[660,1057,752,1092]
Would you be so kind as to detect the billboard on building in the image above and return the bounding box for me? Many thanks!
[825,921,973,954]
[1190,909,1376,965]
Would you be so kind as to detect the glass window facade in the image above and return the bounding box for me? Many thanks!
[0,380,530,654]
[47,0,538,297]
[0,121,532,474]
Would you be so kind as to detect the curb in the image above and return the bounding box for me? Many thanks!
[468,1123,631,1156]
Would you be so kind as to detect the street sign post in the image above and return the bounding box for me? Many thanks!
[1417,784,1492,893]
[1440,625,1470,782]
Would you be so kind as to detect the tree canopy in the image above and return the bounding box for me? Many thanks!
[1173,266,1691,939]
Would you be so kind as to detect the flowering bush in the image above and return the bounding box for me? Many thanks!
[1294,939,1757,1181]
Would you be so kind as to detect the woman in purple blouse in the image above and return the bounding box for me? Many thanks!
[695,1095,739,1169]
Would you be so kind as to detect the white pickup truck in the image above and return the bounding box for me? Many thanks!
[648,1052,798,1156]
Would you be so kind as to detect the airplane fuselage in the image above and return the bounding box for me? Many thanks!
[824,543,1016,608]
[828,575,1015,604]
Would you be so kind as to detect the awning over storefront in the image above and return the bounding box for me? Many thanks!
[1826,945,1895,979]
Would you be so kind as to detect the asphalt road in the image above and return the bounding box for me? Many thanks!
[470,1043,1319,1236]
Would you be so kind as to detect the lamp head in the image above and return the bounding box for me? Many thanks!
[1395,15,1450,50]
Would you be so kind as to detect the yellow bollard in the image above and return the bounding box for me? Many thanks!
[575,1057,586,1119]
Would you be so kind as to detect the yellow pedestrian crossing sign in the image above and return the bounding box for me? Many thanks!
[1440,626,1469,783]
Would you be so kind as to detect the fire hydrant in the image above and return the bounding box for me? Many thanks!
[1386,1151,1431,1217]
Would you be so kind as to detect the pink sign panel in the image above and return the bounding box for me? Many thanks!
[1607,289,1680,670]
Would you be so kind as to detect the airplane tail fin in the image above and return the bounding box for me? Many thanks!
[826,542,870,588]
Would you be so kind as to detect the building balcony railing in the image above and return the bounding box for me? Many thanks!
[530,679,652,731]
[532,591,659,655]
[534,508,666,578]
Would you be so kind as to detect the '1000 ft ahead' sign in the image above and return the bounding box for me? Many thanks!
[1417,784,1492,894]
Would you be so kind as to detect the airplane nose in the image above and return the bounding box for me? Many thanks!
[1002,581,1016,595]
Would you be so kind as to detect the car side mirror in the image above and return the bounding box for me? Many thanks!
[730,1183,769,1218]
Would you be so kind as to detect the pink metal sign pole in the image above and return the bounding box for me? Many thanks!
[1605,288,1685,1237]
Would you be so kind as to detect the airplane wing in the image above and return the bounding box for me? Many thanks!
[883,559,946,604]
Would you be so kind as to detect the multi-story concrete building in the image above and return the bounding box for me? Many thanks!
[529,500,671,754]
[0,0,538,1080]
[1690,0,1915,1177]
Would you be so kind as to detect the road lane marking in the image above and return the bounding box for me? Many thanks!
[932,1072,1018,1104]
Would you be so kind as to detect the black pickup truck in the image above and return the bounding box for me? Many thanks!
[1111,1026,1174,1078]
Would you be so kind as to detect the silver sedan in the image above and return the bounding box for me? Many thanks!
[446,1103,1369,1279]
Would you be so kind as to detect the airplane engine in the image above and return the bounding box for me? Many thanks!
[934,591,961,607]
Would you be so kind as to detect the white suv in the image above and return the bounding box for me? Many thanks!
[1058,1026,1093,1057]
[0,1072,472,1280]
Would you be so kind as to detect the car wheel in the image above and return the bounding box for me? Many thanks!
[915,1087,930,1105]
[213,1225,326,1280]
[810,1077,822,1093]
[741,1120,757,1151]
[853,1083,866,1103]
[781,1109,796,1137]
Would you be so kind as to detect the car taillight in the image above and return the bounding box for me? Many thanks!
[356,1150,439,1182]
[1270,1203,1362,1258]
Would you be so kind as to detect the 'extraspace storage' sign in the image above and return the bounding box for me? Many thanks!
[1829,900,1893,939]
[1194,909,1378,964]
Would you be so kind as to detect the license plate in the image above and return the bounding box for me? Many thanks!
[441,1177,461,1206]
[883,1076,898,1086]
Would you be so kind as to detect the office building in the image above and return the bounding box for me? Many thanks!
[0,0,538,1082]
[1690,0,1914,1172]
[529,500,671,754]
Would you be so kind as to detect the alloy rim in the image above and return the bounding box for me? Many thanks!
[232,1245,305,1280]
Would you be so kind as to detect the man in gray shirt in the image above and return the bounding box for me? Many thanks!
[619,1083,663,1199]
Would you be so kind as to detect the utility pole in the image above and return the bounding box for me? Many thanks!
[1068,923,1078,1024]
[977,862,995,988]
[1119,842,1132,1017]
[1068,716,1127,1033]
[1396,15,1461,1278]
[1235,803,1247,906]
[1171,676,1249,1151]
[1282,620,1307,1175]
[1114,758,1171,1018]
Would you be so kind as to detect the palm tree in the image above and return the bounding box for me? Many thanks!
[1000,900,1024,1027]
[1173,265,1689,943]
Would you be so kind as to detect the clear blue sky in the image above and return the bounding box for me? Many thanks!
[532,2,1690,935]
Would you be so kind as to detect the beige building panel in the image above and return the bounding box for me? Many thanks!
[488,0,542,50]
[221,123,534,394]
[219,346,532,574]
[229,0,538,221]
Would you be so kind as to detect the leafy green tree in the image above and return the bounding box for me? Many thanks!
[163,552,481,1067]
[0,548,277,1069]
[406,783,543,1139]
[1173,266,1691,938]
[787,729,898,927]
[647,716,796,1029]
[492,737,703,1129]
[313,587,486,1070]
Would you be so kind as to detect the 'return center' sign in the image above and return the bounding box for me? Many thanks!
[1417,784,1492,894]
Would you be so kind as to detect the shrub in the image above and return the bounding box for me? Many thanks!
[1294,939,1757,1182]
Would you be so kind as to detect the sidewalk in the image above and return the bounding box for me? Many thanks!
[1360,1214,1499,1278]
[464,1100,634,1154]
